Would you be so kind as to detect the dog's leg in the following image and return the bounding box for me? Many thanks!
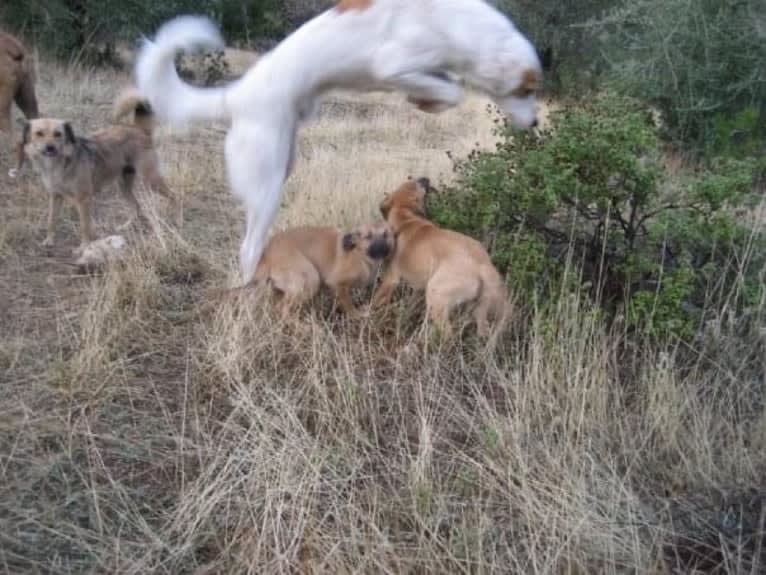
[426,269,481,336]
[140,155,173,199]
[372,46,463,112]
[227,126,293,286]
[271,265,320,318]
[334,284,359,318]
[14,76,39,120]
[118,170,143,230]
[0,81,13,133]
[75,195,94,247]
[371,267,401,308]
[43,193,63,247]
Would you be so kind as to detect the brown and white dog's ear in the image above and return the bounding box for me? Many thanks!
[63,122,76,144]
[416,177,431,192]
[342,231,359,251]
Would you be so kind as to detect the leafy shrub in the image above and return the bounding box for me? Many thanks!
[176,49,231,86]
[0,0,291,64]
[430,94,765,339]
[593,0,766,152]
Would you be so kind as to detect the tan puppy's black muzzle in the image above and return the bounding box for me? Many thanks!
[367,239,391,260]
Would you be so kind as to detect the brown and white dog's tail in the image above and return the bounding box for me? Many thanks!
[113,88,155,137]
[135,16,232,126]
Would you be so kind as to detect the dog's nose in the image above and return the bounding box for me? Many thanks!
[43,144,57,156]
[367,241,391,260]
[531,118,539,128]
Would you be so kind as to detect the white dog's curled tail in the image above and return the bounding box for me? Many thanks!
[135,15,231,126]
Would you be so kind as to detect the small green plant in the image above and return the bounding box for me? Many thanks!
[430,93,764,339]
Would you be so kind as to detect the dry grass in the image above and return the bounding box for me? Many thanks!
[1,58,765,574]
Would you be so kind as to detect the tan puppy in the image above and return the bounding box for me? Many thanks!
[0,31,38,134]
[373,178,509,337]
[254,223,395,317]
[20,89,172,248]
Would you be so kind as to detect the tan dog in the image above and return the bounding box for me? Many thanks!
[254,223,395,317]
[20,88,173,248]
[373,178,509,337]
[0,31,38,134]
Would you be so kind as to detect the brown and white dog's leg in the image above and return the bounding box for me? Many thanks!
[43,194,63,247]
[74,194,94,247]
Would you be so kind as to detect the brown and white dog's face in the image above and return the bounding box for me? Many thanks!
[481,35,543,128]
[342,222,396,261]
[22,118,76,161]
[379,177,430,219]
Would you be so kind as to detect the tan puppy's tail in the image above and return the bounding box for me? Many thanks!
[113,88,155,137]
[476,265,511,336]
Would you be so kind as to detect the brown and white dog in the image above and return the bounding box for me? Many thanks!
[135,1,542,286]
[373,178,509,337]
[254,223,395,317]
[20,89,172,249]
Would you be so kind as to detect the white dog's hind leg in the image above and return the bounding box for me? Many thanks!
[227,127,292,286]
[237,175,285,285]
[392,72,463,108]
[372,45,464,110]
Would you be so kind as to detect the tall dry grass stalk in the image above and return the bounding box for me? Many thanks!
[0,59,764,574]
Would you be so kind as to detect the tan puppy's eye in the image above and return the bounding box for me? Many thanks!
[35,130,45,137]
[53,131,62,138]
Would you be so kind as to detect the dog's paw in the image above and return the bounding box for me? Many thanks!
[8,168,18,179]
[41,236,55,248]
[407,96,451,114]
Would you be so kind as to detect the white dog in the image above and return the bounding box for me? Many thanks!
[135,0,542,285]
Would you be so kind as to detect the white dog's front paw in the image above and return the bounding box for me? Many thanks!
[407,96,453,114]
[8,168,18,179]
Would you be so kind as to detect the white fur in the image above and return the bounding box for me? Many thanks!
[135,0,541,285]
[75,235,127,267]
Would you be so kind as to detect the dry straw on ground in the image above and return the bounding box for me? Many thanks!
[0,58,764,574]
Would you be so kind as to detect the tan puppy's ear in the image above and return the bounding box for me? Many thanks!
[379,193,391,218]
[63,122,76,144]
[342,232,358,251]
[416,177,431,192]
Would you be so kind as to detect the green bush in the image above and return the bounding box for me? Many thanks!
[593,0,766,153]
[430,94,765,339]
[0,0,290,64]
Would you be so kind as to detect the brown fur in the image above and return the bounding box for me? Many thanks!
[511,68,541,98]
[0,31,39,149]
[254,223,395,318]
[21,89,172,248]
[373,178,509,337]
[336,0,374,13]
